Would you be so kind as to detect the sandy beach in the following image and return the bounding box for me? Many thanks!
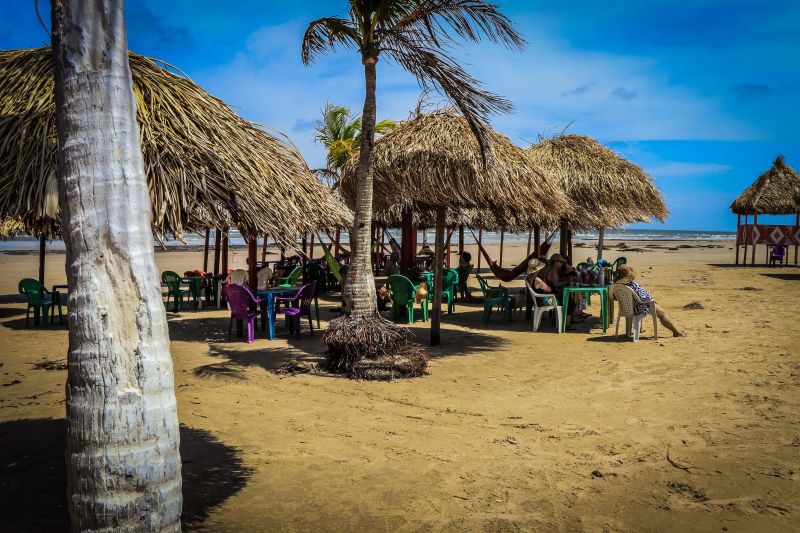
[1,241,798,531]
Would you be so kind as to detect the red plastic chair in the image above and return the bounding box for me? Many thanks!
[225,284,259,343]
[275,282,316,339]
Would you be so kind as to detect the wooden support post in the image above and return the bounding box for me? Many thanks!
[261,235,268,262]
[221,229,229,275]
[526,229,532,258]
[735,215,740,265]
[445,227,452,268]
[477,229,483,272]
[499,230,505,267]
[38,235,46,285]
[533,225,541,257]
[796,213,799,265]
[559,220,569,258]
[431,207,446,346]
[309,232,315,260]
[742,215,748,267]
[213,229,221,275]
[751,213,758,265]
[567,227,573,264]
[458,225,465,256]
[597,227,605,261]
[203,229,210,272]
[247,238,257,289]
[401,208,414,269]
[334,229,341,258]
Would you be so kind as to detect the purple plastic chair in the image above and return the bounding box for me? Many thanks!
[225,284,259,343]
[275,282,316,339]
[770,245,786,266]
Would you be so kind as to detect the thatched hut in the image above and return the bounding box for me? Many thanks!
[340,110,570,344]
[730,155,800,265]
[0,47,351,248]
[526,134,668,260]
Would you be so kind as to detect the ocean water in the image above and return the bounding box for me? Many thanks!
[0,227,736,252]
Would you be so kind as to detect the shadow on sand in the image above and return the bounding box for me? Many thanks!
[760,272,800,281]
[0,419,252,530]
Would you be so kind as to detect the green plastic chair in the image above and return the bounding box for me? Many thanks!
[456,263,473,300]
[387,274,428,324]
[162,271,191,312]
[610,257,627,281]
[278,265,303,288]
[476,274,512,325]
[19,278,60,327]
[441,268,459,314]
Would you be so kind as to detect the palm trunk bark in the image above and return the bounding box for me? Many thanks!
[52,1,182,530]
[342,53,379,318]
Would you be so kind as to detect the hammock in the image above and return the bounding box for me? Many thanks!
[470,229,539,282]
[317,234,343,283]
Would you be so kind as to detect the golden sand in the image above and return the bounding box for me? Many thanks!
[1,241,798,531]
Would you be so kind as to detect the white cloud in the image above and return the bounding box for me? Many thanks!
[648,161,732,177]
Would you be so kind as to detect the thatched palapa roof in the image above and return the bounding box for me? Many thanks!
[340,111,570,228]
[730,155,800,215]
[526,134,668,229]
[0,47,351,243]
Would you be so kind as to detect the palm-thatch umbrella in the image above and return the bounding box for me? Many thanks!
[0,47,351,284]
[340,110,570,345]
[730,155,800,265]
[526,134,668,260]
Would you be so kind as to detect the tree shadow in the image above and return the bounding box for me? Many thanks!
[0,293,26,304]
[201,342,327,376]
[760,273,800,281]
[708,263,799,269]
[0,419,252,531]
[0,312,67,331]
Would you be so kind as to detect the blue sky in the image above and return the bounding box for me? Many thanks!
[1,0,798,231]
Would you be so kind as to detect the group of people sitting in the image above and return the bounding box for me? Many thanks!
[525,254,685,336]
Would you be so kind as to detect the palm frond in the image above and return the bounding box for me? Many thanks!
[301,17,361,65]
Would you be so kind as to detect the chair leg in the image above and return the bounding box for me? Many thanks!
[247,318,254,343]
[532,308,541,332]
[308,314,314,336]
[25,307,30,329]
[615,316,621,338]
[294,316,301,340]
[228,317,233,341]
[555,306,562,334]
[652,310,658,340]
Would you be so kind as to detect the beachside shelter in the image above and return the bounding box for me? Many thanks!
[526,134,668,262]
[0,47,351,287]
[730,155,800,265]
[340,110,570,345]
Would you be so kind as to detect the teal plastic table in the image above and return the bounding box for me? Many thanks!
[560,285,608,333]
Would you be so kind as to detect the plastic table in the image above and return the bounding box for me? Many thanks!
[255,287,298,340]
[560,285,608,333]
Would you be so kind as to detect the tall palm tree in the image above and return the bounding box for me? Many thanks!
[314,102,396,182]
[52,0,182,528]
[302,1,524,372]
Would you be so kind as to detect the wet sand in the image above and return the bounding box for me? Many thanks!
[1,241,798,531]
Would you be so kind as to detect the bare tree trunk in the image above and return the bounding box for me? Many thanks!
[52,1,182,530]
[342,53,378,318]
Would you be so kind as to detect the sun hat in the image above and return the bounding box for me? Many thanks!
[615,264,637,284]
[549,253,566,263]
[526,258,543,274]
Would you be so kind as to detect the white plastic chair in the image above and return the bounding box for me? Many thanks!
[524,280,562,333]
[218,269,249,308]
[256,267,273,290]
[609,284,658,342]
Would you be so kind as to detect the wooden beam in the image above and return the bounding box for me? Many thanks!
[735,215,740,265]
[526,229,532,258]
[202,229,210,272]
[597,227,605,261]
[248,238,257,289]
[334,229,341,258]
[477,229,483,272]
[38,235,46,285]
[221,229,229,275]
[458,225,465,256]
[309,232,315,260]
[533,225,541,257]
[751,213,758,265]
[213,229,221,275]
[431,206,446,346]
[261,235,268,262]
[499,230,505,267]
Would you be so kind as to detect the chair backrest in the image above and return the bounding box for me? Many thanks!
[225,284,256,315]
[286,265,302,284]
[524,280,555,309]
[772,245,785,258]
[475,274,495,295]
[442,269,459,291]
[297,282,317,312]
[256,267,273,290]
[387,275,415,302]
[162,271,181,291]
[609,284,637,317]
[226,269,249,285]
[19,278,45,305]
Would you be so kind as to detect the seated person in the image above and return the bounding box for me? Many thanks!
[418,242,434,270]
[531,254,580,325]
[614,265,685,337]
[457,251,474,296]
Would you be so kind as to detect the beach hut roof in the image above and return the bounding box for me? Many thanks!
[730,155,800,215]
[0,47,351,243]
[339,110,570,227]
[525,134,668,229]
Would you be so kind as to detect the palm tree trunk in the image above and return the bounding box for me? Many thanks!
[342,54,379,318]
[52,1,182,530]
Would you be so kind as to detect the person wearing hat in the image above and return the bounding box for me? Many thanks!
[615,265,685,337]
[529,254,581,326]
